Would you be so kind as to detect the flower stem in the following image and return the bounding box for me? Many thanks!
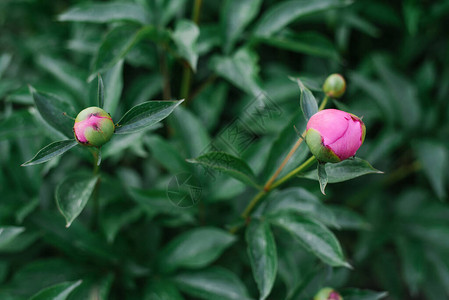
[239,156,316,221]
[90,147,102,230]
[318,95,329,111]
[263,135,305,191]
[232,96,329,230]
[180,65,192,101]
[158,46,171,100]
[270,156,316,190]
[263,96,329,191]
[91,148,101,175]
[192,0,202,24]
[180,0,202,104]
[241,190,267,219]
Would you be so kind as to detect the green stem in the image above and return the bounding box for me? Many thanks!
[230,96,329,232]
[237,156,316,224]
[180,0,202,104]
[158,45,171,100]
[180,64,192,101]
[318,95,329,111]
[263,136,304,191]
[90,147,101,230]
[241,190,267,219]
[270,156,316,190]
[91,148,101,175]
[192,0,202,24]
[188,74,217,102]
[263,96,329,191]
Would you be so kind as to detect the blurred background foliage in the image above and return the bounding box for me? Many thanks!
[1,0,449,299]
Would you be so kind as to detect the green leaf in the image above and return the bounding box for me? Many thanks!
[30,212,120,263]
[0,226,25,250]
[92,24,165,77]
[292,77,318,121]
[187,152,260,188]
[100,205,142,243]
[340,288,388,300]
[30,87,77,138]
[300,157,383,183]
[414,140,448,199]
[246,220,277,300]
[146,135,192,174]
[348,72,396,125]
[173,267,252,300]
[169,106,211,157]
[159,0,188,26]
[172,20,199,72]
[343,12,380,38]
[0,230,40,253]
[0,53,12,79]
[159,227,236,273]
[256,30,339,59]
[102,59,124,116]
[97,74,104,108]
[269,213,350,268]
[35,55,87,99]
[396,238,425,296]
[115,100,184,134]
[328,206,370,230]
[373,55,421,129]
[192,82,228,131]
[58,2,150,24]
[129,188,194,219]
[317,162,328,195]
[29,280,82,300]
[16,197,40,223]
[101,130,155,159]
[22,140,78,166]
[197,25,222,55]
[56,174,99,227]
[144,279,185,300]
[0,110,42,140]
[264,187,338,228]
[66,274,113,300]
[221,0,263,54]
[253,0,345,37]
[4,258,83,297]
[210,47,262,97]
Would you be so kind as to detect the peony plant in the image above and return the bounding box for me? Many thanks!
[22,75,183,227]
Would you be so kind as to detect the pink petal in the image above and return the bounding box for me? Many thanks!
[74,114,109,143]
[327,116,363,160]
[307,109,349,145]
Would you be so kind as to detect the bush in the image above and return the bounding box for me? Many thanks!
[1,0,448,299]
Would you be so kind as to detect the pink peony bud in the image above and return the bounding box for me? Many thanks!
[323,74,346,98]
[73,107,115,147]
[305,109,365,163]
[314,287,343,300]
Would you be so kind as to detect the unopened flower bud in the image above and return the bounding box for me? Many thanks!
[323,74,346,98]
[305,109,365,163]
[314,287,343,300]
[73,107,115,147]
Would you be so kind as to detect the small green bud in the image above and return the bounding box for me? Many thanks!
[323,74,346,98]
[314,287,343,300]
[73,107,115,147]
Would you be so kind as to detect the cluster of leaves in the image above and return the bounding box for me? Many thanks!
[0,0,448,300]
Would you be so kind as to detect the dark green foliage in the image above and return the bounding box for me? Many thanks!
[1,0,448,299]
